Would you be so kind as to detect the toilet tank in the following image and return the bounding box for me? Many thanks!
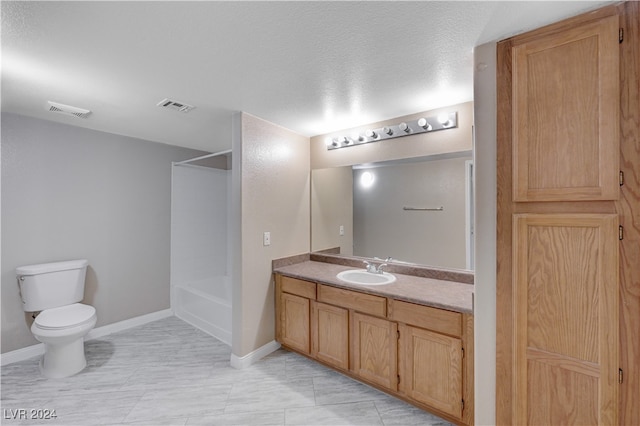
[16,259,89,312]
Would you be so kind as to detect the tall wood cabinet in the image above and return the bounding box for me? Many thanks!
[497,3,640,425]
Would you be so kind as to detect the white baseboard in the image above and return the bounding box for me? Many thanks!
[85,309,173,341]
[1,309,174,366]
[0,343,45,367]
[230,340,281,369]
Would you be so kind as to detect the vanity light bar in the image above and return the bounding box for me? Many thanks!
[326,111,458,150]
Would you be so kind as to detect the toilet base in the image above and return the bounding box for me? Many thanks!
[39,338,88,379]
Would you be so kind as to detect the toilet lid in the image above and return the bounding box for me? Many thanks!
[34,303,96,330]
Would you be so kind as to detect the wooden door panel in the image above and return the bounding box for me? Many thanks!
[512,15,619,201]
[523,35,600,190]
[312,302,349,370]
[281,293,310,353]
[526,224,600,362]
[351,312,397,389]
[400,324,463,418]
[527,360,599,425]
[513,213,618,424]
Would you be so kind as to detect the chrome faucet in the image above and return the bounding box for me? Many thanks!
[363,260,388,274]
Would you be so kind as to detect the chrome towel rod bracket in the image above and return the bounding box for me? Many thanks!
[403,206,444,211]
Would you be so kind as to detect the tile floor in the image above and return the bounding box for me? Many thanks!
[1,316,451,425]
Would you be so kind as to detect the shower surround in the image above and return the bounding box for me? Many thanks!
[170,162,231,344]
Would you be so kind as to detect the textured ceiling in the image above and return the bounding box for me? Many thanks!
[1,1,613,152]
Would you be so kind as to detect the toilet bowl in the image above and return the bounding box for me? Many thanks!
[31,303,97,378]
[16,259,97,379]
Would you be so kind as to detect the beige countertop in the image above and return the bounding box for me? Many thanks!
[274,260,473,314]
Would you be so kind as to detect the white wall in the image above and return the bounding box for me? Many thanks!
[473,42,497,425]
[232,112,310,357]
[1,113,206,353]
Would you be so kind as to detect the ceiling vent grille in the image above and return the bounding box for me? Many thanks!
[156,98,195,113]
[46,101,92,119]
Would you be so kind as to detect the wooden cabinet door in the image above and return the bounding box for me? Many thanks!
[512,14,619,202]
[280,292,310,354]
[351,312,397,390]
[513,213,618,425]
[312,301,349,370]
[398,324,463,419]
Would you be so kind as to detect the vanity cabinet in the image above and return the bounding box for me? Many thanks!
[275,273,474,425]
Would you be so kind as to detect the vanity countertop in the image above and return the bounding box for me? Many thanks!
[273,260,473,314]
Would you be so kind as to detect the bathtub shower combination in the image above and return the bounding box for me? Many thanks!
[170,152,232,345]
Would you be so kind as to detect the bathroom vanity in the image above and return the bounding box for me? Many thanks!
[273,258,474,426]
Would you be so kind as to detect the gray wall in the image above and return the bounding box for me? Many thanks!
[1,113,207,353]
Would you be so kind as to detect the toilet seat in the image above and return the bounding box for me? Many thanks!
[34,303,96,330]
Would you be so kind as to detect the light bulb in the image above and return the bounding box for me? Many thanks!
[365,129,377,139]
[360,171,375,188]
[417,118,432,131]
[383,126,393,136]
[437,113,450,125]
[399,122,410,133]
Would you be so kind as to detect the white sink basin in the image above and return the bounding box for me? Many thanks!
[336,269,396,286]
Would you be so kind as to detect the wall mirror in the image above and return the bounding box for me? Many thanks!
[311,151,474,271]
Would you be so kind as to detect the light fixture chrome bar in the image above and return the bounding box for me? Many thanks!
[402,206,444,211]
[326,111,457,150]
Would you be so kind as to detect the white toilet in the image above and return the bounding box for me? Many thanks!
[16,259,97,379]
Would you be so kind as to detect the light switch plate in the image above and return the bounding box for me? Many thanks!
[263,231,271,246]
[339,225,345,236]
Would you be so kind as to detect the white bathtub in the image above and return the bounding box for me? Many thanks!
[173,276,232,345]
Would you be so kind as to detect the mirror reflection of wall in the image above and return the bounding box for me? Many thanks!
[352,155,471,269]
[311,167,353,256]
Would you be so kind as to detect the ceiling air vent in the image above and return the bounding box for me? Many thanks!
[47,101,92,119]
[156,98,195,113]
